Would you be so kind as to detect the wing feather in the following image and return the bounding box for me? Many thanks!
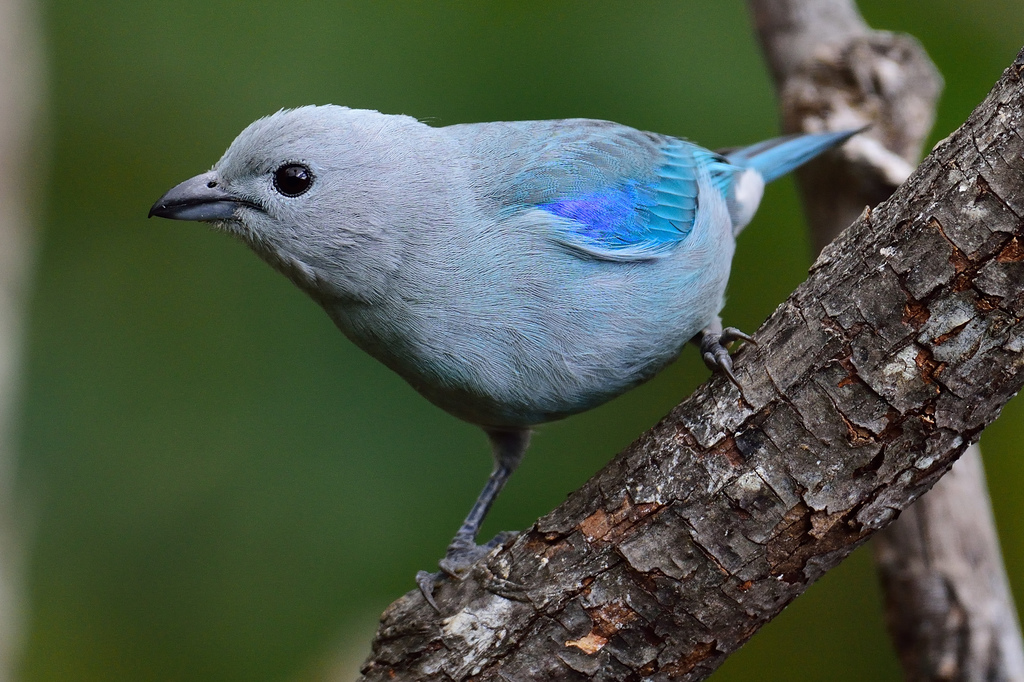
[446,119,740,262]
[536,138,734,261]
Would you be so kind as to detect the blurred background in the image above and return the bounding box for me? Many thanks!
[7,1,1022,680]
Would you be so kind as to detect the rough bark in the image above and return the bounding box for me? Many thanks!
[748,2,1024,680]
[359,47,1024,682]
[0,0,43,677]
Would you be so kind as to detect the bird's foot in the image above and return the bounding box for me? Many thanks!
[416,531,519,611]
[414,570,444,611]
[700,326,755,388]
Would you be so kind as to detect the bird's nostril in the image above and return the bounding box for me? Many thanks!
[207,180,218,188]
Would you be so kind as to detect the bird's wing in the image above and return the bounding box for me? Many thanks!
[457,120,738,262]
[533,139,738,261]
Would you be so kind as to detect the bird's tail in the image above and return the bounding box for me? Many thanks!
[719,128,862,233]
[723,128,862,183]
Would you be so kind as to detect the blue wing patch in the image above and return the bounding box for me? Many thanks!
[538,140,736,262]
[539,182,660,256]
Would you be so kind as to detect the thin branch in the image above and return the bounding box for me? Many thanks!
[0,0,43,677]
[359,47,1024,682]
[748,1,1024,679]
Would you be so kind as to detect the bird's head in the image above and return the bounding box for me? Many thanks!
[150,105,423,302]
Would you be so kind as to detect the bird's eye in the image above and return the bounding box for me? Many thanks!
[273,163,313,197]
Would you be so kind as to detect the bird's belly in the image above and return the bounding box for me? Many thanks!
[378,328,689,428]
[324,264,725,429]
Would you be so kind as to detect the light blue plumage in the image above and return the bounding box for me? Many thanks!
[149,106,857,604]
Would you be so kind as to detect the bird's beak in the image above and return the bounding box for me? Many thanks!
[148,171,253,221]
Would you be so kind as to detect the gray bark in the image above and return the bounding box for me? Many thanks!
[358,46,1024,682]
[0,0,43,677]
[748,0,941,250]
[748,2,1024,680]
[878,453,1024,681]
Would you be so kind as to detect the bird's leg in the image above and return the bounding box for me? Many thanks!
[694,316,755,388]
[416,428,530,609]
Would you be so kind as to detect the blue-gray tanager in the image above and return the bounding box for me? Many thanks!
[149,106,856,605]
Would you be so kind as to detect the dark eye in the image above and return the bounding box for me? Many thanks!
[273,163,313,197]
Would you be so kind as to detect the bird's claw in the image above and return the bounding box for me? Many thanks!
[700,326,755,389]
[721,327,755,346]
[415,570,442,611]
[416,531,519,611]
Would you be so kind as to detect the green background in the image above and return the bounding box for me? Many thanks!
[16,1,1023,680]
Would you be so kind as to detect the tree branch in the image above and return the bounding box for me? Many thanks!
[748,2,1024,679]
[748,0,941,250]
[359,46,1024,682]
[877,452,1024,681]
[0,0,43,677]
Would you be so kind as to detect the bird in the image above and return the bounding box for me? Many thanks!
[149,106,857,607]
